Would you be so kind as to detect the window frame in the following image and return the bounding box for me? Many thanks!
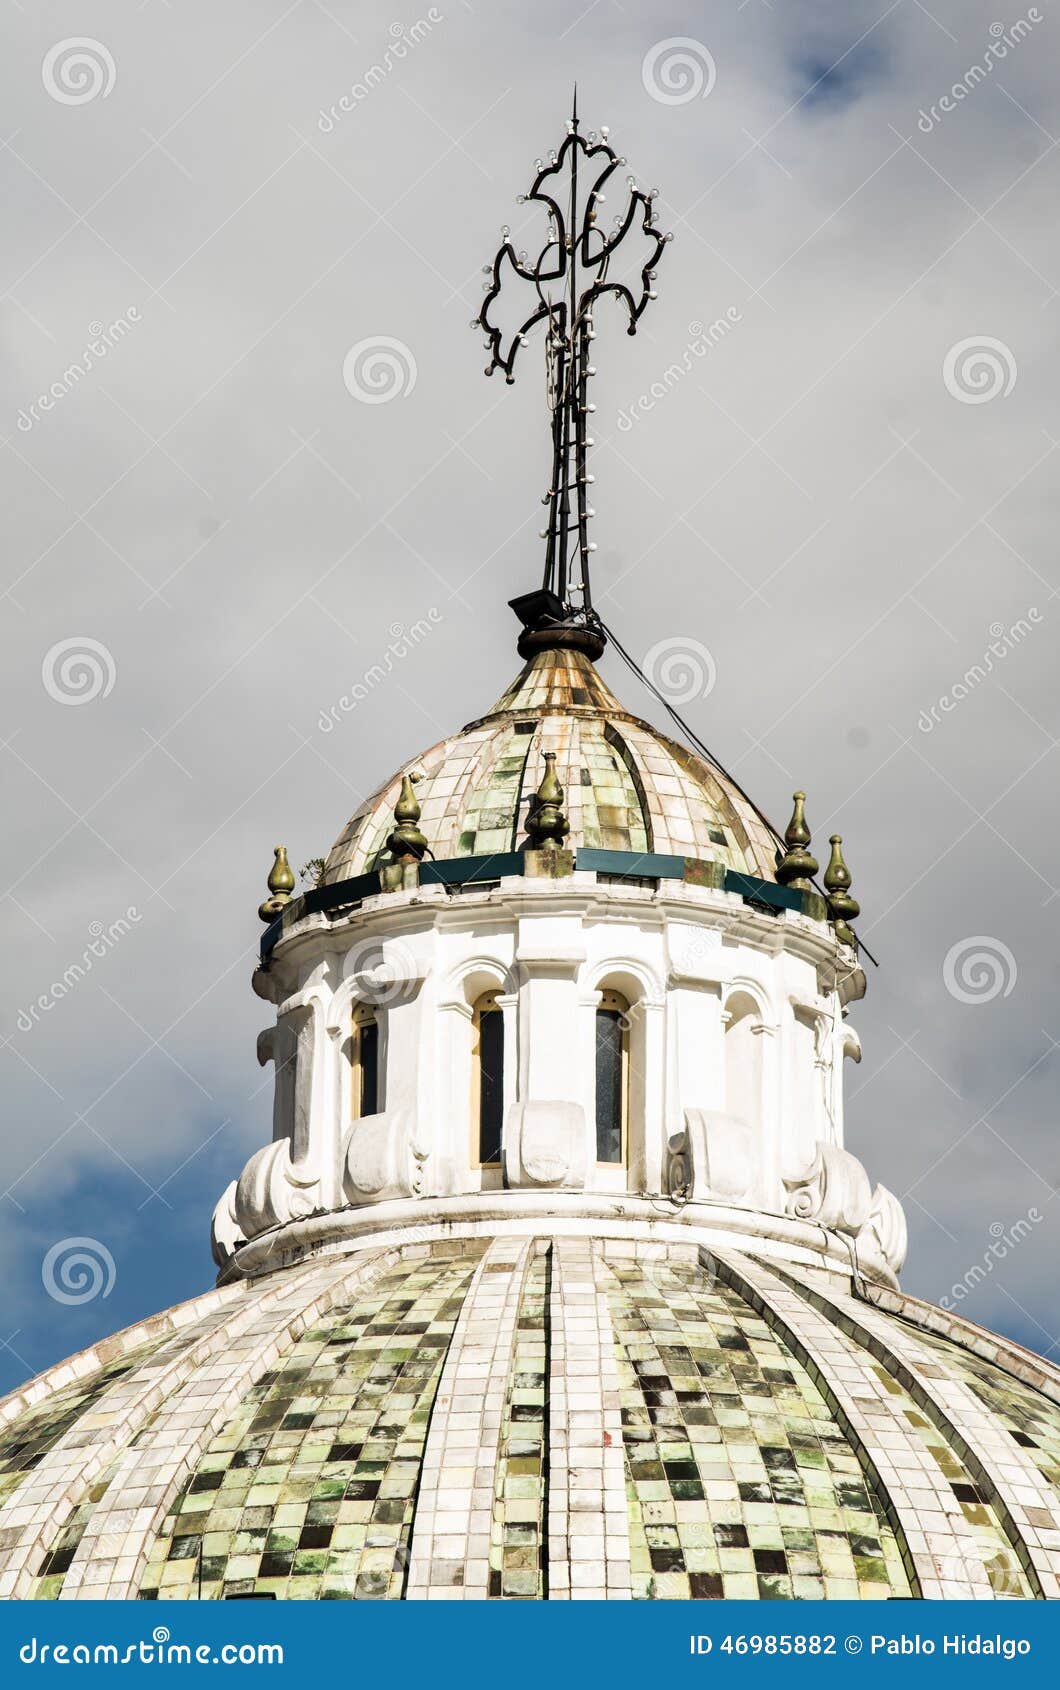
[594,988,630,1167]
[470,989,504,1168]
[350,1002,380,1121]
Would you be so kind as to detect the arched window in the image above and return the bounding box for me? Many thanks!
[595,990,629,1165]
[351,1003,379,1120]
[471,991,504,1166]
[724,991,762,1133]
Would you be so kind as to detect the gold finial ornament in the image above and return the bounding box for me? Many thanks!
[824,834,861,947]
[258,845,296,924]
[526,751,569,848]
[387,773,428,862]
[775,791,819,891]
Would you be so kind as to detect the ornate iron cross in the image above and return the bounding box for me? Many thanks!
[474,97,670,649]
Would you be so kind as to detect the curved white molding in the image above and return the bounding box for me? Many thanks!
[437,951,515,1010]
[841,1025,863,1064]
[218,1189,898,1291]
[504,1100,587,1189]
[667,1109,755,1205]
[722,971,777,1021]
[583,952,665,1004]
[858,1182,908,1276]
[210,1179,243,1265]
[234,1137,323,1240]
[342,1108,429,1203]
[783,1141,873,1234]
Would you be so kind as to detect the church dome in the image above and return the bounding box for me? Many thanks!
[6,103,1057,1611]
[4,1236,1060,1602]
[323,648,779,884]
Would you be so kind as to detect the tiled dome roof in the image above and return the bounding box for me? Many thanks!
[4,1236,1060,1602]
[323,648,779,884]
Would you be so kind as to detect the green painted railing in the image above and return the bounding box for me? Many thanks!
[260,850,809,962]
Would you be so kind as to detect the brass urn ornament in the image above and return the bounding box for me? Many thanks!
[775,792,819,891]
[526,751,569,848]
[824,834,861,948]
[258,844,295,923]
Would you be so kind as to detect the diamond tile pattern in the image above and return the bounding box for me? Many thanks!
[911,1324,1060,1500]
[601,1255,913,1599]
[7,1238,1060,1601]
[136,1249,482,1600]
[0,1341,163,1513]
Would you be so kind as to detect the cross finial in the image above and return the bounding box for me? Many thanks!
[473,109,671,658]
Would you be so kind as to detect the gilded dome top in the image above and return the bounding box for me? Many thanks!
[4,1234,1060,1602]
[323,647,779,885]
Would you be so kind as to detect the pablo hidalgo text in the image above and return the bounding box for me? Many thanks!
[870,1635,1030,1658]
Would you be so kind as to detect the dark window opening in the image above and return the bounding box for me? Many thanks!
[353,1012,380,1120]
[359,1021,379,1117]
[595,1000,627,1164]
[476,1002,504,1165]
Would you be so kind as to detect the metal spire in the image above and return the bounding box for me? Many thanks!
[474,102,671,657]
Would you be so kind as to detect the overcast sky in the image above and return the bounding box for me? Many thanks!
[2,0,1058,1393]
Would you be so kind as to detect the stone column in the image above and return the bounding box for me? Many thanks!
[515,916,587,1106]
[752,1018,781,1212]
[634,999,666,1195]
